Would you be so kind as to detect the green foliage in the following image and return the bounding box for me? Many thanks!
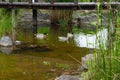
[0,9,13,37]
[81,2,120,80]
[59,20,68,27]
[116,11,120,26]
[73,26,97,34]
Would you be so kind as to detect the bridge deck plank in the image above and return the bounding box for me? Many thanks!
[0,2,119,10]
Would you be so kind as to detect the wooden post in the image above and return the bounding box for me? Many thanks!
[32,0,38,35]
[12,9,16,48]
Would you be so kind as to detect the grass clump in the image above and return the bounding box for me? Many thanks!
[0,9,13,37]
[81,32,120,80]
[81,1,120,80]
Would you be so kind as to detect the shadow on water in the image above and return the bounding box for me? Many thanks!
[0,23,108,79]
[14,24,91,61]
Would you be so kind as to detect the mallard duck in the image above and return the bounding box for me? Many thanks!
[67,32,73,38]
[58,33,73,42]
[35,33,47,39]
[58,36,69,42]
[15,40,21,45]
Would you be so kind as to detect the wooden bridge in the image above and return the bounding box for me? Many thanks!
[0,0,119,35]
[0,0,119,10]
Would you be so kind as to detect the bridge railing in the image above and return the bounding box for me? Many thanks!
[0,0,78,4]
[50,0,78,4]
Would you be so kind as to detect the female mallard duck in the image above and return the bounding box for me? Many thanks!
[15,40,21,45]
[35,33,47,39]
[58,33,73,42]
[58,36,69,42]
[67,32,73,38]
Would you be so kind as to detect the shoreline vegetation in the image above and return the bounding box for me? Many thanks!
[0,9,13,37]
[81,1,120,80]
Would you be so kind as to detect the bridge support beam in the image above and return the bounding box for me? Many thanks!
[32,0,38,36]
[12,9,17,48]
[33,9,37,35]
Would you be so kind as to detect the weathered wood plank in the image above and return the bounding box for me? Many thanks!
[0,2,119,10]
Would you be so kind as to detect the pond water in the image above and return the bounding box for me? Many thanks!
[0,24,108,79]
[74,28,108,49]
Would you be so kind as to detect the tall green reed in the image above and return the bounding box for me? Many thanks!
[0,9,13,37]
[81,1,120,80]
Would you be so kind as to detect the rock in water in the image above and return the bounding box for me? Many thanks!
[0,36,13,47]
[81,54,93,69]
[0,47,13,54]
[55,75,80,80]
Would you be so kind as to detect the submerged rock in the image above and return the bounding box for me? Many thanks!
[55,75,81,80]
[0,47,13,54]
[0,36,13,47]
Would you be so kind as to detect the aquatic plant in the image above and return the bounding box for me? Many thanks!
[50,10,73,25]
[81,1,120,80]
[0,8,19,38]
[44,0,73,25]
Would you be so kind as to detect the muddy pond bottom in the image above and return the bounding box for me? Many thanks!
[0,45,89,80]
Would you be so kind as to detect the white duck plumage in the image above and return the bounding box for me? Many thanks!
[58,33,73,42]
[67,33,73,38]
[15,40,21,45]
[35,33,47,39]
[58,36,69,42]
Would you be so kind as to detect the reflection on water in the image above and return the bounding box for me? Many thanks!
[0,23,108,79]
[74,29,108,49]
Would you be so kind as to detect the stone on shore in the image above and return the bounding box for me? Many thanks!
[81,54,94,69]
[0,36,13,47]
